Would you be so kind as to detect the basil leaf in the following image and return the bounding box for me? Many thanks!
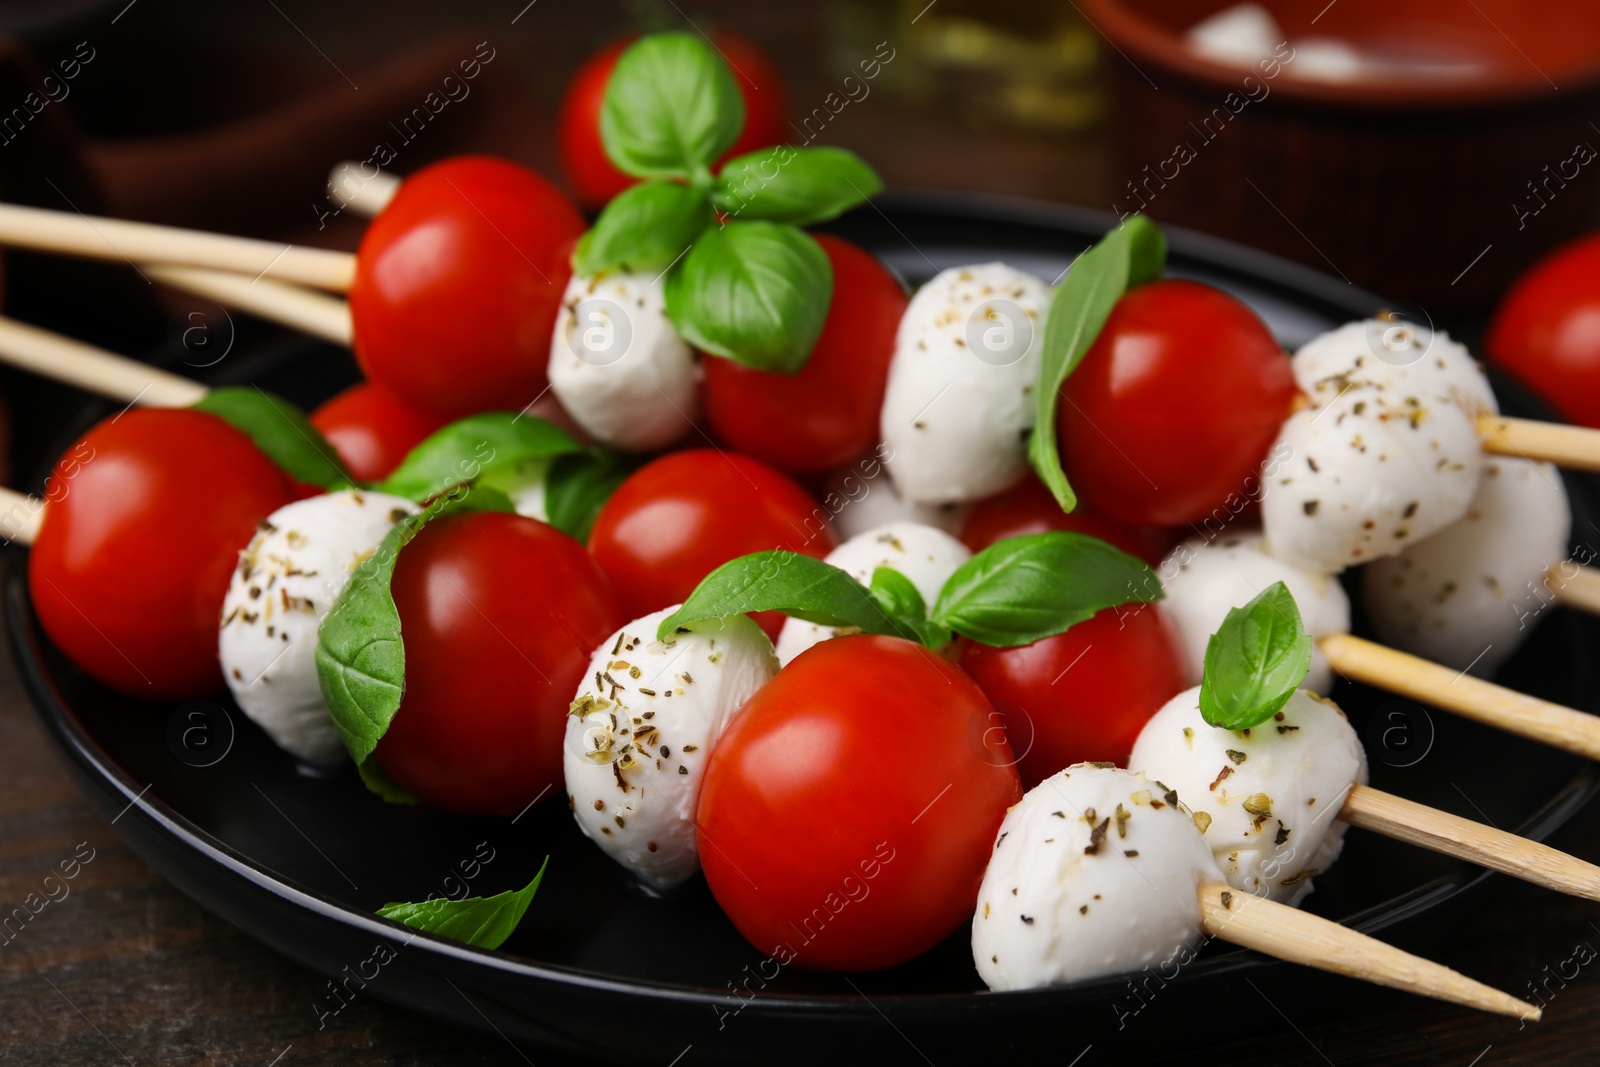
[712,147,883,226]
[315,485,514,769]
[376,857,548,950]
[600,33,744,180]
[659,551,912,641]
[377,412,583,502]
[869,566,925,620]
[193,386,352,489]
[574,181,714,276]
[358,759,420,805]
[930,531,1161,648]
[1028,215,1166,511]
[540,451,632,542]
[664,222,832,373]
[1198,581,1313,730]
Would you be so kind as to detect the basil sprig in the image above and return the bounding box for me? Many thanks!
[583,31,881,373]
[536,450,632,543]
[376,412,583,502]
[315,484,515,786]
[1030,215,1166,511]
[193,386,352,489]
[376,858,548,950]
[659,531,1161,649]
[1198,581,1313,730]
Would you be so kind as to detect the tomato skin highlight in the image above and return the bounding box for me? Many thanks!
[1488,234,1600,429]
[349,156,585,420]
[309,382,448,483]
[374,511,624,816]
[702,235,907,472]
[697,634,1021,971]
[959,476,1177,565]
[557,34,791,210]
[957,606,1185,789]
[1058,280,1295,527]
[29,408,295,698]
[587,449,836,640]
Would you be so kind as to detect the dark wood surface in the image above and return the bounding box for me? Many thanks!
[2,1,1599,1063]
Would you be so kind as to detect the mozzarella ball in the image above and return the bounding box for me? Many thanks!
[220,490,419,765]
[1363,458,1570,675]
[565,606,778,889]
[1159,531,1350,694]
[973,764,1224,991]
[548,270,699,452]
[1291,320,1496,418]
[1129,687,1367,905]
[774,522,971,665]
[881,263,1051,504]
[817,454,968,540]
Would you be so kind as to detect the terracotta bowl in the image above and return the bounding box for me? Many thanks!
[1081,0,1600,315]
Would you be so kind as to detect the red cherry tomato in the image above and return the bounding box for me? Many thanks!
[29,409,294,698]
[697,634,1021,970]
[959,476,1177,566]
[703,236,906,472]
[588,449,835,639]
[309,382,448,483]
[1487,234,1600,428]
[375,511,623,816]
[558,33,790,210]
[957,606,1185,789]
[1058,280,1295,527]
[349,156,585,420]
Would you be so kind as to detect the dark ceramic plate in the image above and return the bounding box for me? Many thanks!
[6,195,1598,1065]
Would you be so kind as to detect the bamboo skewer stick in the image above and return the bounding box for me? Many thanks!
[1342,784,1600,901]
[1549,563,1600,616]
[1320,633,1600,761]
[328,161,401,218]
[1479,413,1600,473]
[1197,883,1537,1020]
[0,318,206,408]
[0,202,355,291]
[0,486,43,546]
[145,265,353,346]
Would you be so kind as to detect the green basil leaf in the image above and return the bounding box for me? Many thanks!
[315,485,514,771]
[376,857,548,950]
[712,147,883,226]
[930,531,1161,648]
[600,33,745,180]
[869,566,926,620]
[377,412,583,503]
[573,181,714,276]
[664,222,832,373]
[658,551,915,641]
[358,759,420,805]
[539,451,633,542]
[1198,581,1313,730]
[1028,215,1166,511]
[193,386,352,489]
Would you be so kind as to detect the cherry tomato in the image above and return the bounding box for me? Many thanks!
[558,33,790,210]
[959,476,1177,565]
[349,156,585,420]
[1487,234,1600,428]
[957,606,1185,789]
[697,634,1021,970]
[703,236,906,472]
[29,409,294,698]
[309,382,448,483]
[1058,280,1295,527]
[375,511,623,816]
[588,449,835,639]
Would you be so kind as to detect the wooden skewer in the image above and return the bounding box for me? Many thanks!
[0,317,206,408]
[328,161,401,218]
[1197,883,1536,1020]
[0,202,355,292]
[0,486,43,546]
[1320,633,1600,762]
[1341,784,1600,902]
[1548,563,1600,616]
[145,265,353,346]
[1480,413,1600,473]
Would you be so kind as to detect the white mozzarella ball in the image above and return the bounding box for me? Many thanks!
[774,522,971,665]
[220,490,419,765]
[817,454,968,540]
[549,270,699,452]
[1129,687,1367,905]
[564,607,778,889]
[1291,320,1496,417]
[1159,531,1350,694]
[1363,458,1570,675]
[881,263,1051,504]
[973,765,1224,991]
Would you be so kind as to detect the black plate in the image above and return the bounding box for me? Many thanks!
[7,194,1599,1065]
